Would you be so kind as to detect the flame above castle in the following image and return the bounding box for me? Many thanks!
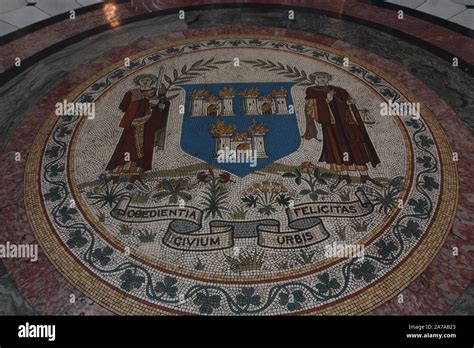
[211,120,236,136]
[271,86,287,96]
[211,119,268,137]
[219,87,235,97]
[189,85,289,117]
[190,89,208,98]
[248,119,268,135]
[240,87,260,97]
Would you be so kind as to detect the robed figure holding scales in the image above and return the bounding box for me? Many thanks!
[302,71,383,191]
[105,68,170,191]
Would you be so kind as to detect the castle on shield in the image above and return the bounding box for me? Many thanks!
[211,119,269,158]
[189,86,289,116]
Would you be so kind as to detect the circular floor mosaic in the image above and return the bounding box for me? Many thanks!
[25,36,458,315]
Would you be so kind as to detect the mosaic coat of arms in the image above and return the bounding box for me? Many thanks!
[26,37,457,315]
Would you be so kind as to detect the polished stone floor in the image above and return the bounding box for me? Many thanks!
[1,0,473,37]
[0,0,472,315]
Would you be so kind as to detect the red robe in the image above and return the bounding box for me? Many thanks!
[303,85,380,168]
[106,88,170,174]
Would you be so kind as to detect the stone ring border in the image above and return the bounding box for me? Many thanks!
[24,34,458,315]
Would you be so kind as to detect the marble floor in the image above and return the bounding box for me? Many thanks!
[0,0,104,36]
[0,0,472,316]
[385,0,474,29]
[1,0,473,37]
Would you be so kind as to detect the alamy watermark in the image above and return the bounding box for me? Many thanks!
[324,242,365,260]
[0,242,38,262]
[216,147,258,167]
[55,100,95,119]
[18,322,55,342]
[380,100,420,119]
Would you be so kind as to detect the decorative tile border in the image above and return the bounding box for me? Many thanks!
[0,27,470,315]
[23,35,458,315]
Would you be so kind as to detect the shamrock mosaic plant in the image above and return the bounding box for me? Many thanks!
[279,290,306,311]
[193,292,222,314]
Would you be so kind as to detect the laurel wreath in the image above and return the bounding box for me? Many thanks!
[161,58,231,100]
[242,59,314,86]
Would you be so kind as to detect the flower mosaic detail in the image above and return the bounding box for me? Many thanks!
[241,180,295,215]
[282,162,333,201]
[197,168,233,219]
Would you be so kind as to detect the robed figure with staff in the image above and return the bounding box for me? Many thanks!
[105,69,170,191]
[302,72,382,191]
